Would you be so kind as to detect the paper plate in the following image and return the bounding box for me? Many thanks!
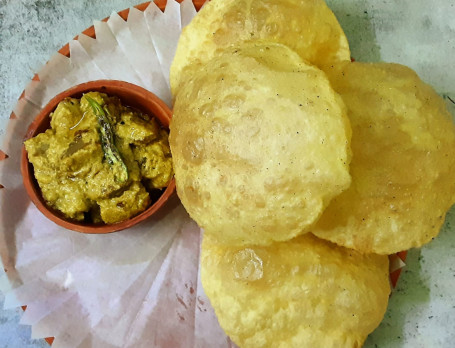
[0,0,411,347]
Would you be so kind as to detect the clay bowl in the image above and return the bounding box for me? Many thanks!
[21,80,176,233]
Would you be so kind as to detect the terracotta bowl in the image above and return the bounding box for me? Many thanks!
[21,80,176,234]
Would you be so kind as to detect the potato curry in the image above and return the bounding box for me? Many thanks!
[24,92,173,224]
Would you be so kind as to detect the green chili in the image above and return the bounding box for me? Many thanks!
[86,96,128,183]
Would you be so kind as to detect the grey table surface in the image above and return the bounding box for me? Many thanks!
[1,0,455,347]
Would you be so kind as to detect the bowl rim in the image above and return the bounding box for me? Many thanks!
[21,79,176,234]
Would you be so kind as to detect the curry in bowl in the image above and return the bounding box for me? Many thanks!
[24,91,173,225]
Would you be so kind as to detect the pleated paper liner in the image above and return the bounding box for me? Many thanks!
[0,0,406,347]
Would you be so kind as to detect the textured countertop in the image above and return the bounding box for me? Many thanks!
[1,0,455,347]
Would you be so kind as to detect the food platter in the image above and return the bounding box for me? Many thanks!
[0,0,455,347]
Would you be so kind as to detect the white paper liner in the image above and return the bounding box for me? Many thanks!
[144,0,182,89]
[0,1,238,346]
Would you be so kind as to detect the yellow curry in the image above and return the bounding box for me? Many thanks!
[24,92,173,224]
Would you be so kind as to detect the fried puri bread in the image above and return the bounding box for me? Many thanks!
[170,0,351,95]
[170,44,352,246]
[312,62,455,254]
[201,233,390,348]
